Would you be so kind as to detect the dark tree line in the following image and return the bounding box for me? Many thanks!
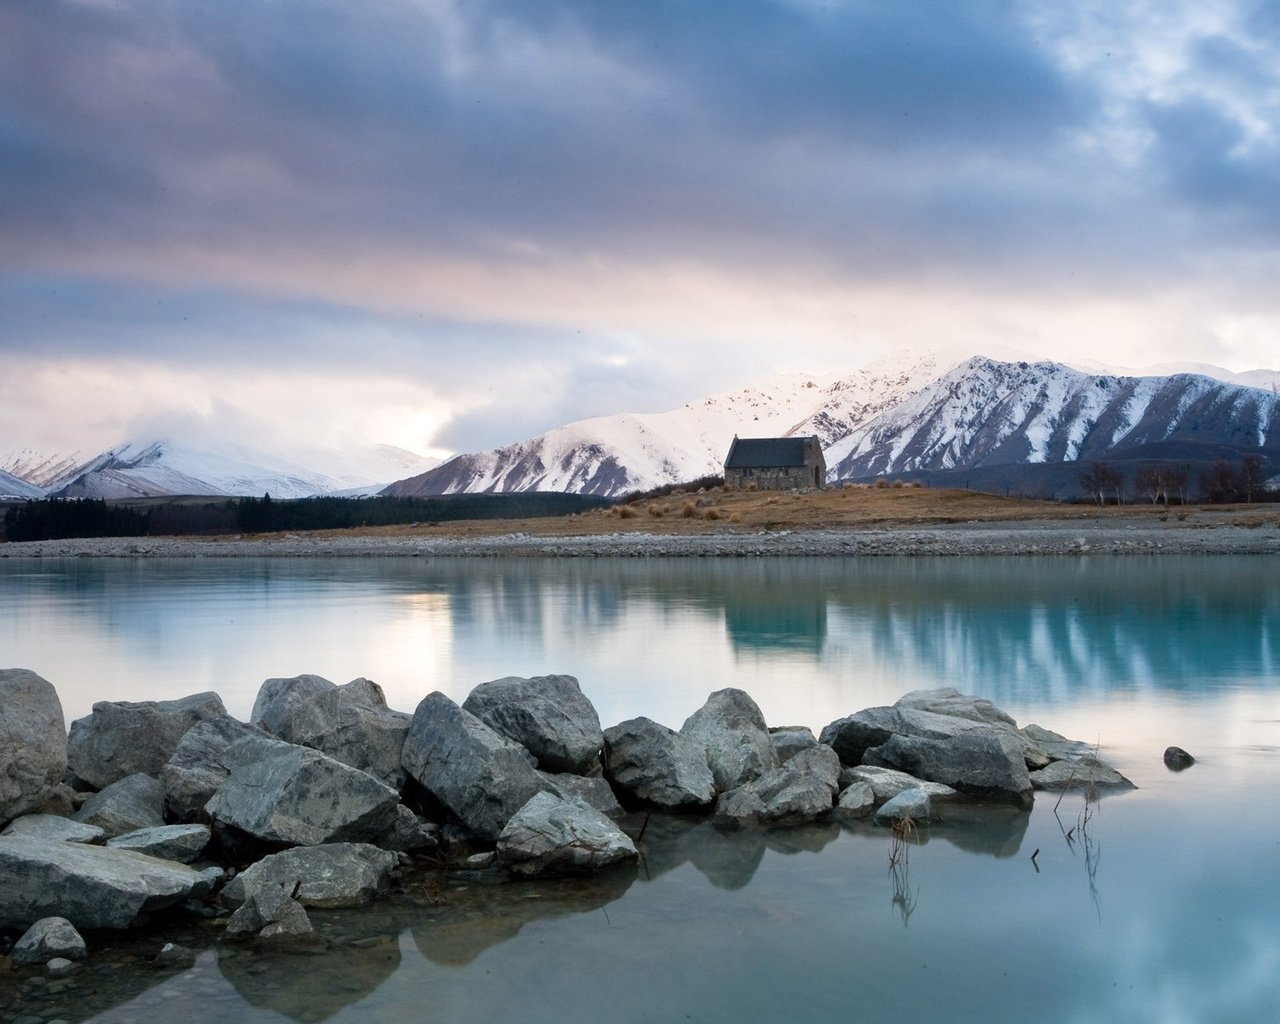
[1079,455,1274,506]
[4,492,610,542]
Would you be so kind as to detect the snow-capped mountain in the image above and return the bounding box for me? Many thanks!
[384,351,955,497]
[0,467,44,500]
[2,440,438,500]
[385,352,1280,499]
[829,357,1280,478]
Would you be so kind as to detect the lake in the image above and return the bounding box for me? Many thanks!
[2,555,1278,1023]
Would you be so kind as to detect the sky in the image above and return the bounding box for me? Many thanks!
[2,0,1279,462]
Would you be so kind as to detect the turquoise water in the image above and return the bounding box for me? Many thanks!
[2,556,1278,1023]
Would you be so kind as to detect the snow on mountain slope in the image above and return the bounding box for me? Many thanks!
[0,467,44,499]
[1068,359,1280,395]
[0,449,102,492]
[385,352,958,497]
[831,357,1280,479]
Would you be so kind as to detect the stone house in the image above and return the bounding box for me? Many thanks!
[723,436,827,490]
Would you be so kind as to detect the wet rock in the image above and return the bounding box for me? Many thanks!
[46,956,79,976]
[12,916,87,965]
[206,735,401,847]
[1029,757,1136,791]
[106,824,211,863]
[66,692,226,791]
[225,884,318,944]
[603,717,715,811]
[251,674,411,789]
[0,836,205,930]
[865,731,1033,806]
[221,842,399,910]
[1164,746,1196,771]
[153,942,196,968]
[769,726,818,764]
[838,765,958,804]
[1,814,105,844]
[496,792,637,877]
[161,714,268,822]
[463,674,604,774]
[834,781,876,820]
[0,668,68,828]
[71,773,165,838]
[401,692,550,842]
[680,688,778,792]
[874,788,934,826]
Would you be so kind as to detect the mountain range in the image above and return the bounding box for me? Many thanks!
[4,352,1278,503]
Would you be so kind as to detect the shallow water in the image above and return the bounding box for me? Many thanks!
[2,555,1278,1023]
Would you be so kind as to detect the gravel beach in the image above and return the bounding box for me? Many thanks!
[4,515,1279,558]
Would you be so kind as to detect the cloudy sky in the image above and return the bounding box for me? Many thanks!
[2,0,1278,461]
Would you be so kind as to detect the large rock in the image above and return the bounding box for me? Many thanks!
[401,692,551,842]
[496,793,637,877]
[161,714,269,821]
[0,837,205,930]
[2,814,105,844]
[864,731,1033,806]
[221,843,398,909]
[107,824,211,863]
[72,773,166,838]
[462,674,604,774]
[680,689,778,792]
[12,916,87,964]
[895,688,1018,727]
[839,765,958,804]
[251,675,411,789]
[769,726,818,764]
[206,736,401,847]
[67,692,226,790]
[0,668,68,827]
[540,771,624,819]
[713,744,840,827]
[873,788,935,826]
[225,885,317,944]
[603,717,715,811]
[819,705,906,766]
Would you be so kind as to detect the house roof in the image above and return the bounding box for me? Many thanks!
[724,437,814,469]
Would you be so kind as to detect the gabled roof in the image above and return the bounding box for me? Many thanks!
[724,436,813,469]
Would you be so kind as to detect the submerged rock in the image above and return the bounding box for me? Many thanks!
[1164,746,1196,771]
[12,916,87,965]
[67,692,226,791]
[221,843,398,909]
[680,688,778,793]
[496,792,637,877]
[0,836,205,930]
[0,668,68,828]
[463,674,604,774]
[603,717,715,811]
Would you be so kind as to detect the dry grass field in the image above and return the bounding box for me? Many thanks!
[304,485,1280,542]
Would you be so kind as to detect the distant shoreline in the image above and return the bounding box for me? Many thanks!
[3,517,1279,558]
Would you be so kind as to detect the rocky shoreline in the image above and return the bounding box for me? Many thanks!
[2,514,1279,558]
[2,667,1137,978]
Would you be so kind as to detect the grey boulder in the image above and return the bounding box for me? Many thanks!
[603,717,715,811]
[873,788,934,826]
[0,836,205,930]
[541,771,625,819]
[206,736,401,847]
[713,744,840,828]
[769,726,818,764]
[1164,746,1196,771]
[160,714,268,821]
[225,885,317,943]
[839,765,958,804]
[463,674,604,774]
[835,781,877,820]
[72,773,166,838]
[895,688,1018,727]
[221,843,398,909]
[106,824,211,863]
[680,688,778,792]
[12,916,87,964]
[864,731,1034,806]
[401,692,550,842]
[67,691,226,790]
[251,675,411,789]
[496,792,637,877]
[1029,757,1136,791]
[2,814,105,844]
[0,668,68,827]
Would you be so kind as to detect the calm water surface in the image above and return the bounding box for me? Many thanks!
[2,556,1278,1024]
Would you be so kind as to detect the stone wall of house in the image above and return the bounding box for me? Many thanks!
[726,464,824,490]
